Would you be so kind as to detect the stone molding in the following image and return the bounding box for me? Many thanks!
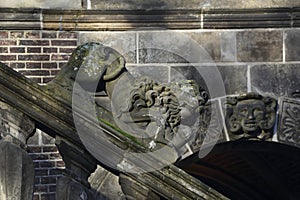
[0,7,299,30]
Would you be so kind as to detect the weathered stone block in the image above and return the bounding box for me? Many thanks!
[237,30,283,62]
[171,64,247,96]
[284,29,300,61]
[277,97,300,147]
[221,32,237,62]
[138,31,217,63]
[217,64,248,95]
[187,32,221,62]
[127,65,169,83]
[0,0,81,9]
[187,31,237,62]
[251,63,300,97]
[89,0,300,10]
[27,131,40,145]
[78,32,136,63]
[170,65,207,92]
[41,131,55,145]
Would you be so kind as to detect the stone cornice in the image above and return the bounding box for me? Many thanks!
[0,7,299,30]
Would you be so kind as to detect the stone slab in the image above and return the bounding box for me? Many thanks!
[0,0,82,9]
[78,32,137,63]
[127,65,169,83]
[284,29,300,61]
[170,64,247,96]
[237,30,283,62]
[89,0,300,10]
[138,31,217,63]
[251,63,300,98]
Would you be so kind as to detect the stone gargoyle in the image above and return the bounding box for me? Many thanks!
[49,42,210,153]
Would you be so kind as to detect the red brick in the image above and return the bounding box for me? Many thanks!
[42,77,54,84]
[33,161,40,168]
[27,47,42,53]
[40,161,55,168]
[33,194,39,200]
[10,62,25,69]
[0,55,16,61]
[42,32,57,38]
[28,146,42,153]
[18,54,49,61]
[25,31,41,39]
[43,47,57,53]
[49,169,63,176]
[26,62,42,69]
[49,185,57,192]
[10,31,24,38]
[35,177,41,184]
[35,185,48,193]
[0,32,9,39]
[51,40,77,46]
[51,54,69,61]
[42,62,57,69]
[42,146,58,152]
[49,153,62,159]
[20,40,49,46]
[41,193,56,200]
[59,47,75,53]
[35,169,48,176]
[58,32,77,39]
[0,40,17,45]
[0,47,8,53]
[10,47,25,53]
[41,177,57,184]
[30,154,49,160]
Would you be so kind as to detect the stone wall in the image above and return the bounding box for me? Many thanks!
[1,26,300,199]
[0,1,300,199]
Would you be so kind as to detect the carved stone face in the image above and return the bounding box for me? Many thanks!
[225,93,277,140]
[236,99,265,133]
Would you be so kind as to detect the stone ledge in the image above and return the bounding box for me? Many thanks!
[0,8,300,30]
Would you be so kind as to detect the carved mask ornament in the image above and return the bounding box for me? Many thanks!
[225,93,277,140]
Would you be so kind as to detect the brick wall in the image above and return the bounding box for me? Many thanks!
[0,30,77,84]
[0,30,78,200]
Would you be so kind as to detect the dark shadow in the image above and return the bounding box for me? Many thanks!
[176,140,300,200]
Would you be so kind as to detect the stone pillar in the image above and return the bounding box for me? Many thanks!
[55,136,98,200]
[0,100,36,200]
